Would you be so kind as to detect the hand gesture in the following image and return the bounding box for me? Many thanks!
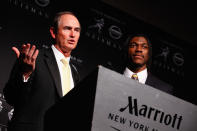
[12,43,39,79]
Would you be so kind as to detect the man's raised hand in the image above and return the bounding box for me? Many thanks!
[12,43,39,78]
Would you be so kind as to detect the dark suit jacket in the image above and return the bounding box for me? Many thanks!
[3,47,80,131]
[145,73,174,95]
[120,68,174,95]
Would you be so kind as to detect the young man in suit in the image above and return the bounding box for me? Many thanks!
[123,33,174,94]
[3,11,81,131]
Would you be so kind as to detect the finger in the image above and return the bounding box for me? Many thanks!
[28,45,36,59]
[32,49,39,62]
[12,47,20,58]
[21,43,30,55]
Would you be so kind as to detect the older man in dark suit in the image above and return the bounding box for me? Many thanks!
[3,11,81,131]
[123,33,174,94]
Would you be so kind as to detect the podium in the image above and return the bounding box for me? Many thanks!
[44,66,197,131]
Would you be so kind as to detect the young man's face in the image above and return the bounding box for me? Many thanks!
[128,36,150,68]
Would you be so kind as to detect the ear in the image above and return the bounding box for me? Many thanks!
[50,27,56,39]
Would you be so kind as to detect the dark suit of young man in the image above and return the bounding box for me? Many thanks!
[145,73,173,94]
[3,47,80,131]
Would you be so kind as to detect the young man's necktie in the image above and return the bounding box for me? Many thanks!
[131,74,139,81]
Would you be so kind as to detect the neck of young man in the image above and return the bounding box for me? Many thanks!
[128,64,147,73]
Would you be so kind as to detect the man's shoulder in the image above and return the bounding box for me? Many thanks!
[147,73,174,94]
[37,45,53,56]
[38,44,51,52]
[34,45,54,65]
[148,73,172,86]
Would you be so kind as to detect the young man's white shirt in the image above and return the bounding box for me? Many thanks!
[123,67,148,84]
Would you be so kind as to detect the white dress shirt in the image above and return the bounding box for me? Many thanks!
[123,67,148,84]
[51,45,74,90]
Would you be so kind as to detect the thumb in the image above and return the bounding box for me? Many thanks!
[12,47,20,58]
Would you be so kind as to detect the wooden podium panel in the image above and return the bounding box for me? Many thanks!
[44,66,197,131]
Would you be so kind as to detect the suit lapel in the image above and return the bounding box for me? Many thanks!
[44,48,63,97]
[145,74,151,85]
[69,59,80,86]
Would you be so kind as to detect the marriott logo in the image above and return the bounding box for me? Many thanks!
[119,96,183,130]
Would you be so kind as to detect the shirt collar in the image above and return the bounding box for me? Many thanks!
[51,45,70,62]
[124,67,148,84]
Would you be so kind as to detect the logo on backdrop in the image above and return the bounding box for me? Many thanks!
[35,0,50,7]
[88,18,105,34]
[153,42,184,77]
[155,46,170,63]
[8,108,14,121]
[0,100,3,112]
[9,0,49,18]
[0,93,4,100]
[85,8,126,51]
[108,25,122,40]
[172,53,184,67]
